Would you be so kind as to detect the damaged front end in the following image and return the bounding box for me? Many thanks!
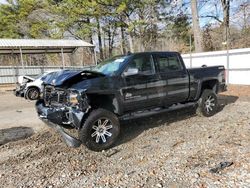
[14,83,26,97]
[36,85,91,147]
[14,75,34,97]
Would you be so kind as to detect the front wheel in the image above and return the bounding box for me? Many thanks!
[79,108,120,151]
[26,87,40,100]
[197,89,218,117]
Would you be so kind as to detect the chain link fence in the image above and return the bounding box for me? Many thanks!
[0,66,94,84]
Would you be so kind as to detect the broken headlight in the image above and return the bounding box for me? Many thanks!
[68,91,79,106]
[67,90,90,112]
[18,83,26,90]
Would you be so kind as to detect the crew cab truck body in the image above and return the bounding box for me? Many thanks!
[36,52,226,151]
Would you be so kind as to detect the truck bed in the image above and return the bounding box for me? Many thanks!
[187,66,226,101]
[188,66,225,79]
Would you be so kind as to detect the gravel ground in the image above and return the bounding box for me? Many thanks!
[0,88,250,187]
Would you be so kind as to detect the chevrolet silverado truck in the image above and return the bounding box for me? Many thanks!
[36,52,226,151]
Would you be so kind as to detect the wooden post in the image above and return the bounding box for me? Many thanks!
[94,48,97,66]
[19,47,25,75]
[226,26,230,84]
[189,35,192,68]
[61,48,65,69]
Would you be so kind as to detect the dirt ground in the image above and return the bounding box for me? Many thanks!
[0,85,250,187]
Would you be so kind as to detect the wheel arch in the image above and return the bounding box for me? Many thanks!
[201,79,219,93]
[26,85,41,92]
[196,79,219,100]
[86,93,121,115]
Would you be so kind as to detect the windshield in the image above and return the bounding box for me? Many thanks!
[42,72,56,83]
[94,56,128,75]
[34,72,46,80]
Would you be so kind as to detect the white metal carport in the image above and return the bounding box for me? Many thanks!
[0,39,96,70]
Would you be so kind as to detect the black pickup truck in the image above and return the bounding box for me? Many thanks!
[36,52,226,151]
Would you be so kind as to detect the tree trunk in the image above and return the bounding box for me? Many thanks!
[190,0,203,52]
[125,15,134,53]
[127,32,134,53]
[109,24,116,57]
[96,18,104,60]
[87,18,93,44]
[221,0,230,48]
[138,11,145,52]
[108,25,112,57]
[103,31,106,59]
[120,26,126,54]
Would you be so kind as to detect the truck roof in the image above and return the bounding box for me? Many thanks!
[124,51,180,56]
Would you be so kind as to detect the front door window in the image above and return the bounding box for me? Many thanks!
[125,54,155,75]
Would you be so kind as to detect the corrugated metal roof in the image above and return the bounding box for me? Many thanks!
[0,39,95,54]
[0,39,94,48]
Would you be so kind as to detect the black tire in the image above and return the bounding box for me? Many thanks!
[79,108,120,151]
[196,89,218,117]
[26,87,40,100]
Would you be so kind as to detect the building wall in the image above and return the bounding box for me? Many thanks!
[182,48,250,85]
[0,48,250,85]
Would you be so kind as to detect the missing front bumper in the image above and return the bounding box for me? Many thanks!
[40,118,82,147]
[13,88,25,97]
[35,100,83,148]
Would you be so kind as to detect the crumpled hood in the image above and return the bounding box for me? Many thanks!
[47,69,105,87]
[17,75,35,84]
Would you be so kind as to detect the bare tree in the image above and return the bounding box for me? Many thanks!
[190,0,203,52]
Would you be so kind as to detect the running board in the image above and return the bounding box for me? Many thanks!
[119,102,197,120]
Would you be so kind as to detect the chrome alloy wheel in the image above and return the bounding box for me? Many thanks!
[204,95,215,113]
[27,88,39,100]
[30,89,39,99]
[91,118,113,143]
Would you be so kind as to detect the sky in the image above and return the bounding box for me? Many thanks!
[176,0,249,27]
[0,0,7,4]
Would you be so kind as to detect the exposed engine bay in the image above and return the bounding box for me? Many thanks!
[38,85,91,129]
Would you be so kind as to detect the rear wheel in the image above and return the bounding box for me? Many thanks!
[26,87,40,100]
[79,108,120,151]
[197,89,218,117]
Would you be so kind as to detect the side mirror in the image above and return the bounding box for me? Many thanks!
[123,68,139,77]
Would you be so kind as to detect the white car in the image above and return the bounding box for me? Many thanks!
[14,71,59,100]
